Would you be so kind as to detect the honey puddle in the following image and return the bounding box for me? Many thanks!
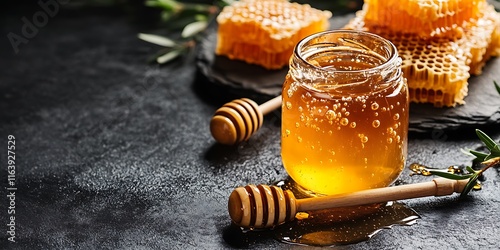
[223,179,420,247]
[274,201,418,246]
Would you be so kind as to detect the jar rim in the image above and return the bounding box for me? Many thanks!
[293,30,399,74]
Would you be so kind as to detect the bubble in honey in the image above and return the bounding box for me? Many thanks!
[300,114,305,122]
[372,120,380,128]
[396,135,401,143]
[298,106,303,112]
[371,102,379,110]
[387,127,394,134]
[295,122,300,128]
[285,129,291,136]
[350,122,357,128]
[325,110,337,121]
[340,118,349,126]
[381,107,387,112]
[358,134,368,143]
[344,111,350,116]
[297,136,303,143]
[301,94,309,102]
[342,96,352,102]
[387,137,393,144]
[393,113,400,120]
[374,112,379,117]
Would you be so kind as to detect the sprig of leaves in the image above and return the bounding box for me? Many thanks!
[413,129,500,198]
[138,0,234,64]
[137,32,196,64]
[414,81,500,197]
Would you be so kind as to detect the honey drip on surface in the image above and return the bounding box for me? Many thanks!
[409,163,482,190]
[275,202,418,247]
[223,179,420,247]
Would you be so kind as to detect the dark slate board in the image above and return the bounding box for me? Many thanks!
[196,14,500,134]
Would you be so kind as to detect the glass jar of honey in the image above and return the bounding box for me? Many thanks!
[281,30,409,196]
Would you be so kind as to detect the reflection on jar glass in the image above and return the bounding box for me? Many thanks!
[281,30,409,196]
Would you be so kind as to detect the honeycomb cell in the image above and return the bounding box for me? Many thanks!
[344,3,500,107]
[216,0,332,69]
[363,0,487,39]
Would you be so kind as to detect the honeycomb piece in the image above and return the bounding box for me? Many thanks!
[363,0,487,39]
[461,6,500,74]
[344,4,500,107]
[216,0,332,70]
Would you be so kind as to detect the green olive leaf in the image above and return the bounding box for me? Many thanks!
[181,20,208,38]
[460,174,480,198]
[220,0,236,6]
[466,166,477,174]
[194,14,208,21]
[494,80,500,95]
[429,170,472,180]
[476,129,499,152]
[138,33,177,47]
[467,149,489,161]
[146,0,179,10]
[156,49,182,64]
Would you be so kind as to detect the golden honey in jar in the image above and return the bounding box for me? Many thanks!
[282,30,409,196]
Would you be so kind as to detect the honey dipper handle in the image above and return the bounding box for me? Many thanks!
[297,178,469,212]
[259,95,282,115]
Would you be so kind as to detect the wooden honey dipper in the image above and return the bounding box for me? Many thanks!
[228,178,469,229]
[210,95,282,145]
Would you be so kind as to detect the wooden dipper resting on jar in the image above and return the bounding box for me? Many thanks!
[228,178,469,229]
[210,96,282,145]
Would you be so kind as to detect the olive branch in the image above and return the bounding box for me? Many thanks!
[413,81,500,198]
[137,0,234,64]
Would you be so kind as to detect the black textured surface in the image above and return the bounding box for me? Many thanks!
[1,6,500,250]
